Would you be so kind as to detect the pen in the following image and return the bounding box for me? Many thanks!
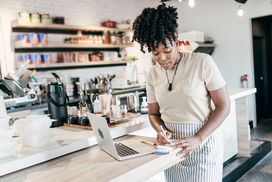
[141,140,156,146]
[160,125,166,134]
[160,125,172,143]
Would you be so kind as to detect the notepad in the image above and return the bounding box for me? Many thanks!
[154,145,174,155]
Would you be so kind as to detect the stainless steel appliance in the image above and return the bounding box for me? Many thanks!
[0,78,37,108]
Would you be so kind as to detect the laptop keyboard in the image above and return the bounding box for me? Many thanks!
[114,143,139,157]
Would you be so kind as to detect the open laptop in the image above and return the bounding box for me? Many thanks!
[88,113,155,161]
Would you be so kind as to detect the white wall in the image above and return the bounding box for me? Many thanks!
[1,0,271,125]
[164,0,272,126]
[166,0,272,89]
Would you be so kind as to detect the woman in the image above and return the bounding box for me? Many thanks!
[132,3,230,182]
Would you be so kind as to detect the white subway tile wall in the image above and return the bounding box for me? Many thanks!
[0,0,155,82]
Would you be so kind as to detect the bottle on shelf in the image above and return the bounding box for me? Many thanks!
[104,31,111,44]
[140,96,148,114]
[133,91,140,112]
[93,94,101,114]
[111,96,122,121]
[111,31,116,45]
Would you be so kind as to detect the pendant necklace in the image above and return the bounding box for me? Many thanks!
[165,52,182,91]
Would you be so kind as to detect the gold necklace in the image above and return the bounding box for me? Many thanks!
[165,52,182,91]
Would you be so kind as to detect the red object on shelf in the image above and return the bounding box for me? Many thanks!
[177,40,191,52]
[101,20,117,28]
[240,74,249,88]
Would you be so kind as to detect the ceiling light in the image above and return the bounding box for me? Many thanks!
[178,0,183,2]
[188,0,195,8]
[234,0,247,3]
[234,0,246,17]
[237,5,244,16]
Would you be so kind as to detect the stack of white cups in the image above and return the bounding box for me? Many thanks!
[0,96,15,159]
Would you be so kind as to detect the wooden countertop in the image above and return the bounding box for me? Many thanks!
[0,115,150,176]
[1,130,182,182]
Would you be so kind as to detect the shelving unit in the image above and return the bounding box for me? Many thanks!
[11,20,133,69]
[26,60,128,70]
[14,43,133,53]
[11,20,131,34]
[197,43,215,47]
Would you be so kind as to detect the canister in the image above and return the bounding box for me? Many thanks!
[18,11,30,24]
[31,13,40,24]
[41,14,51,24]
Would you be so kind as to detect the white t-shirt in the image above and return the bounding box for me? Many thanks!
[146,52,226,124]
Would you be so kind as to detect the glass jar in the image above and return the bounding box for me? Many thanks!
[41,14,51,24]
[120,104,128,118]
[111,32,116,45]
[18,11,31,24]
[31,13,40,24]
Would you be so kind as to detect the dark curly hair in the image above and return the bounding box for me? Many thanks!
[132,3,178,53]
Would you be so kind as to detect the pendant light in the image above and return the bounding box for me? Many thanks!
[237,5,244,17]
[188,0,195,8]
[234,0,247,3]
[234,0,247,17]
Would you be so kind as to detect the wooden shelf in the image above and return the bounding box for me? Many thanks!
[112,86,146,95]
[197,43,215,47]
[14,43,133,52]
[11,20,133,70]
[194,46,215,55]
[26,60,128,70]
[12,20,131,34]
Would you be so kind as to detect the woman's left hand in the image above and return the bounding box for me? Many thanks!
[170,135,202,158]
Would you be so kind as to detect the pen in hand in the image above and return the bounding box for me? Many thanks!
[160,125,172,144]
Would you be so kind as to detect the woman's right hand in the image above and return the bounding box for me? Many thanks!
[156,130,173,145]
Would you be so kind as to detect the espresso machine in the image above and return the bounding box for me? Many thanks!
[0,78,37,108]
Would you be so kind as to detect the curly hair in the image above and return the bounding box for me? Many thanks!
[132,3,178,53]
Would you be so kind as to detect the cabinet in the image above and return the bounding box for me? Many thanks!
[11,20,133,70]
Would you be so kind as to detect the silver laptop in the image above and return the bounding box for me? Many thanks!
[88,113,155,161]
